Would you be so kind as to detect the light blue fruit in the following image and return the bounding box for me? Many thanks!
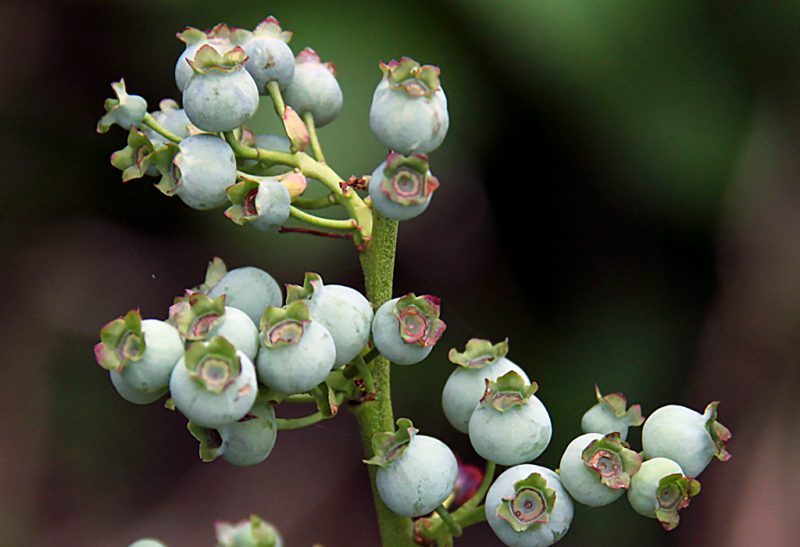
[283,48,342,127]
[558,433,624,507]
[174,134,237,210]
[183,68,259,133]
[208,267,283,326]
[170,350,258,428]
[485,465,574,547]
[468,394,551,466]
[207,307,259,361]
[242,35,295,92]
[375,434,457,517]
[371,298,431,365]
[368,161,430,221]
[129,540,167,547]
[110,371,167,405]
[256,321,336,394]
[218,399,278,466]
[442,357,530,434]
[114,319,183,394]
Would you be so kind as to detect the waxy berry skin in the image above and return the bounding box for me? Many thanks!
[642,403,731,478]
[169,349,258,428]
[173,134,237,210]
[485,465,574,547]
[217,398,278,466]
[367,158,437,221]
[558,433,631,507]
[207,267,283,326]
[375,434,458,517]
[371,295,445,366]
[626,456,700,530]
[114,319,183,394]
[241,17,295,93]
[283,49,343,127]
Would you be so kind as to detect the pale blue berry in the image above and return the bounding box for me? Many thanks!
[371,294,446,365]
[241,17,295,93]
[627,457,701,531]
[283,48,342,127]
[207,266,283,326]
[172,134,237,210]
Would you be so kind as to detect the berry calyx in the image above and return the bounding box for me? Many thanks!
[703,401,733,462]
[94,309,145,372]
[215,514,282,547]
[110,127,157,182]
[379,58,441,98]
[97,79,147,134]
[580,385,644,442]
[654,473,701,531]
[225,174,294,232]
[581,432,642,490]
[479,370,539,412]
[448,338,509,369]
[259,300,311,348]
[183,336,241,393]
[187,44,249,74]
[379,153,439,206]
[495,472,556,532]
[394,293,446,347]
[363,417,416,467]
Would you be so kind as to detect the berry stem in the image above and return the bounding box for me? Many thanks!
[141,113,182,143]
[276,392,343,430]
[434,506,463,537]
[266,81,286,116]
[289,206,356,231]
[303,111,326,163]
[277,226,354,240]
[353,355,376,395]
[293,193,337,209]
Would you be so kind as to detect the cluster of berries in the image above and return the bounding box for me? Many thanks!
[94,258,447,467]
[129,514,282,547]
[98,15,450,239]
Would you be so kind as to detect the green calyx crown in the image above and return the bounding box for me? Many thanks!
[184,336,241,394]
[187,422,224,463]
[215,514,281,547]
[94,309,146,372]
[225,178,261,225]
[580,432,642,490]
[177,23,251,48]
[496,473,556,532]
[187,44,248,75]
[364,417,417,467]
[97,79,146,133]
[654,473,701,531]
[149,142,181,196]
[192,257,228,294]
[169,292,226,340]
[380,152,440,206]
[259,300,311,349]
[393,293,447,347]
[110,127,156,182]
[253,16,292,43]
[448,338,509,369]
[479,371,538,412]
[594,385,644,426]
[703,401,732,462]
[285,272,324,303]
[379,57,441,98]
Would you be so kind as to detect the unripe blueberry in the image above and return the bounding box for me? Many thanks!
[580,385,644,442]
[183,46,259,133]
[204,262,283,326]
[485,465,574,547]
[174,24,250,92]
[169,337,258,428]
[256,301,336,395]
[366,418,457,517]
[467,372,552,466]
[627,457,701,530]
[283,48,342,127]
[286,273,374,367]
[371,294,446,365]
[97,79,147,134]
[225,175,292,233]
[129,540,167,547]
[441,338,530,433]
[368,153,440,221]
[642,402,731,477]
[558,432,642,507]
[166,134,237,210]
[241,17,295,93]
[369,58,449,155]
[215,515,283,547]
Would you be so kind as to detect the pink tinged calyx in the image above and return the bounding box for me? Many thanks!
[448,338,510,369]
[393,293,446,347]
[379,57,441,98]
[381,153,440,206]
[479,371,538,412]
[296,47,336,74]
[177,23,251,47]
[283,106,310,152]
[581,432,642,490]
[364,417,417,467]
[595,384,644,426]
[225,178,261,225]
[496,473,556,532]
[169,292,226,340]
[285,272,324,303]
[187,45,249,75]
[703,401,732,462]
[260,300,312,349]
[184,336,241,394]
[253,16,292,42]
[94,309,146,372]
[187,421,224,462]
[110,127,156,180]
[654,474,701,531]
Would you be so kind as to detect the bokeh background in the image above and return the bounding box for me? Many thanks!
[2,0,799,545]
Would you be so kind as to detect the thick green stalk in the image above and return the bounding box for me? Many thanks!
[352,213,415,547]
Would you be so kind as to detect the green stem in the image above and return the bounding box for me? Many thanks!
[434,506,462,537]
[266,81,286,116]
[293,193,337,209]
[354,355,376,394]
[276,412,328,430]
[459,460,496,513]
[351,212,413,546]
[303,111,326,163]
[141,113,182,143]
[289,206,356,231]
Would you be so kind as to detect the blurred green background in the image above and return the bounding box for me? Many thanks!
[2,0,799,545]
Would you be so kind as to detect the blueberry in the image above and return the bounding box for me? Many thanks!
[441,338,530,433]
[558,432,642,507]
[128,540,167,547]
[366,418,457,517]
[97,79,148,134]
[183,46,259,133]
[205,263,283,326]
[369,58,449,155]
[215,515,283,547]
[467,371,551,466]
[485,465,573,547]
[642,402,731,477]
[580,385,644,442]
[166,134,237,210]
[627,457,701,531]
[371,294,446,365]
[169,337,258,428]
[225,176,291,233]
[286,273,374,367]
[174,24,250,92]
[368,153,440,221]
[241,16,295,93]
[256,301,336,394]
[283,48,342,127]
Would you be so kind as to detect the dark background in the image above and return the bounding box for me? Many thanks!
[2,1,799,545]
